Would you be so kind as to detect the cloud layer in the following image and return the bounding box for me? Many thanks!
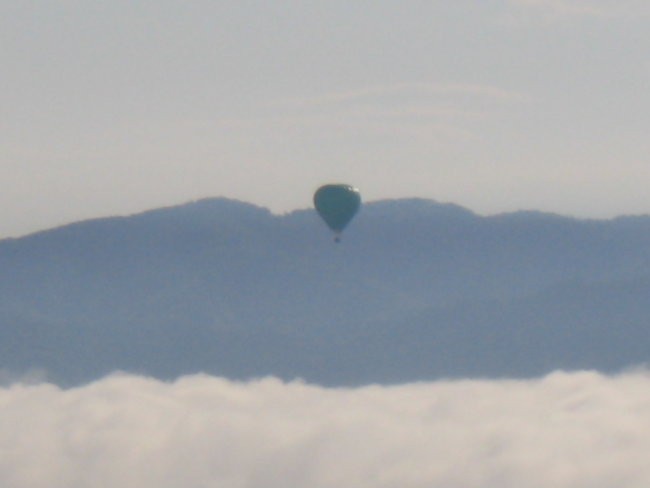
[1,371,649,487]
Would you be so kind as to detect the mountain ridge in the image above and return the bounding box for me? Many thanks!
[2,197,650,385]
[10,195,647,244]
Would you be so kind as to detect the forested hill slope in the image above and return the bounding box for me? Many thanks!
[2,197,650,385]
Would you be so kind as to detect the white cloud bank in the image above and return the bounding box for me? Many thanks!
[1,370,650,488]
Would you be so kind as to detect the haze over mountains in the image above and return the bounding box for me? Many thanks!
[2,198,650,386]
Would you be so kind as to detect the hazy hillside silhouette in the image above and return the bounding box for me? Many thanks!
[2,197,650,385]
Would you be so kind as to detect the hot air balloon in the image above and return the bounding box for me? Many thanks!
[313,184,361,242]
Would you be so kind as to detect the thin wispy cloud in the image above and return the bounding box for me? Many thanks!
[229,82,529,145]
[2,370,650,487]
[508,0,650,18]
[278,82,527,107]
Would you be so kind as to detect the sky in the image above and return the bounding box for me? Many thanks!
[2,370,650,487]
[3,0,650,237]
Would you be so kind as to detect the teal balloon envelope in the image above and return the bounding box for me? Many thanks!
[313,184,361,240]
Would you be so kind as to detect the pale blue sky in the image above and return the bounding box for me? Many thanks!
[3,1,650,237]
